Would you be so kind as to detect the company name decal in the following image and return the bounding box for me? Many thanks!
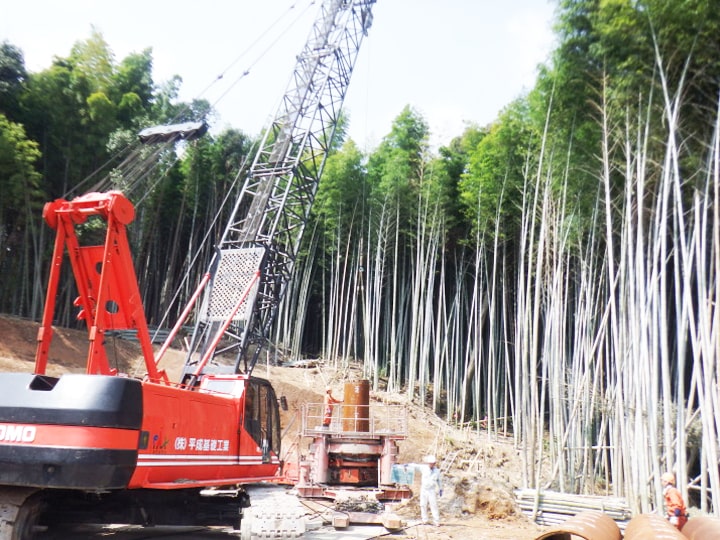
[0,424,36,443]
[174,437,229,452]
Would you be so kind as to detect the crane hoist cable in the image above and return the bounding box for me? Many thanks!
[139,151,257,354]
[198,1,318,109]
[205,1,318,116]
[122,1,320,206]
[63,1,315,205]
[125,4,331,334]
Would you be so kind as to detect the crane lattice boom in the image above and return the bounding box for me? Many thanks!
[183,0,376,379]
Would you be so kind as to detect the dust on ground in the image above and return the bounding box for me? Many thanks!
[0,314,545,540]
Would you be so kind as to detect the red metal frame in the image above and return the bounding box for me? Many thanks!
[35,191,166,382]
[30,191,283,490]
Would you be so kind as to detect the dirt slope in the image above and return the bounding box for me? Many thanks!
[0,314,543,539]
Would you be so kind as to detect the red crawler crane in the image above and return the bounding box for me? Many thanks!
[0,2,378,538]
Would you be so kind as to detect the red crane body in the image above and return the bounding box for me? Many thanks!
[34,191,281,489]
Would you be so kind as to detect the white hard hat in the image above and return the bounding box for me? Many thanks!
[661,472,676,485]
[424,455,436,464]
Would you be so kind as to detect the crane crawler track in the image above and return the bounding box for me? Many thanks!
[240,485,311,539]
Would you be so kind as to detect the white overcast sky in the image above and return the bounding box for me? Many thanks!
[1,0,556,149]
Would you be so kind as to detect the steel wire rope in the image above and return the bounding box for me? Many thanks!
[121,0,317,204]
[123,0,320,207]
[126,144,187,206]
[136,152,255,368]
[64,112,189,197]
[51,0,318,366]
[297,497,338,519]
[204,0,319,116]
[62,1,313,203]
[141,1,322,347]
[131,1,317,206]
[62,127,188,203]
[195,0,316,107]
[62,139,144,198]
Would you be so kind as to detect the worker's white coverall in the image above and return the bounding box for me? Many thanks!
[410,463,442,525]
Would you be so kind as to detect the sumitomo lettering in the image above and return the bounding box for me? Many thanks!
[0,425,36,442]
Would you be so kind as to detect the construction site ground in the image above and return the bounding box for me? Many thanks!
[0,315,545,540]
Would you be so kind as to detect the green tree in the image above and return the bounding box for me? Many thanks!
[538,0,720,244]
[68,27,114,93]
[112,48,155,126]
[363,106,432,388]
[0,114,42,225]
[0,114,43,312]
[19,31,161,197]
[459,98,537,243]
[366,105,429,229]
[314,138,366,247]
[432,124,486,245]
[20,61,79,195]
[0,41,27,121]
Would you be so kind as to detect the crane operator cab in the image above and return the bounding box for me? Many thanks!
[199,375,283,464]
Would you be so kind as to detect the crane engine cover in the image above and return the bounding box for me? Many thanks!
[0,373,141,489]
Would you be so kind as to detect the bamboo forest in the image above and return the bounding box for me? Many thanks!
[1,0,719,518]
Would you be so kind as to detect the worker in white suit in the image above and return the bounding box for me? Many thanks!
[407,455,443,526]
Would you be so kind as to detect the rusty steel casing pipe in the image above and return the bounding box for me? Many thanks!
[624,513,686,539]
[342,380,370,432]
[534,510,621,540]
[681,515,720,539]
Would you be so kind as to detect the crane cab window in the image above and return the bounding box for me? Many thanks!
[199,377,242,396]
[243,379,280,457]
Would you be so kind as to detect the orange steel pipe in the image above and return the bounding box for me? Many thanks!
[623,513,686,540]
[681,515,720,539]
[534,510,621,540]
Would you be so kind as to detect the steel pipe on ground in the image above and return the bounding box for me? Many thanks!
[681,515,720,539]
[534,510,621,540]
[623,514,686,539]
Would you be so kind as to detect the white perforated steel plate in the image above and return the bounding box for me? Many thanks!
[202,247,265,323]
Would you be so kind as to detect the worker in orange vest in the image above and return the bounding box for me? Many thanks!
[661,472,688,530]
[322,386,343,427]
